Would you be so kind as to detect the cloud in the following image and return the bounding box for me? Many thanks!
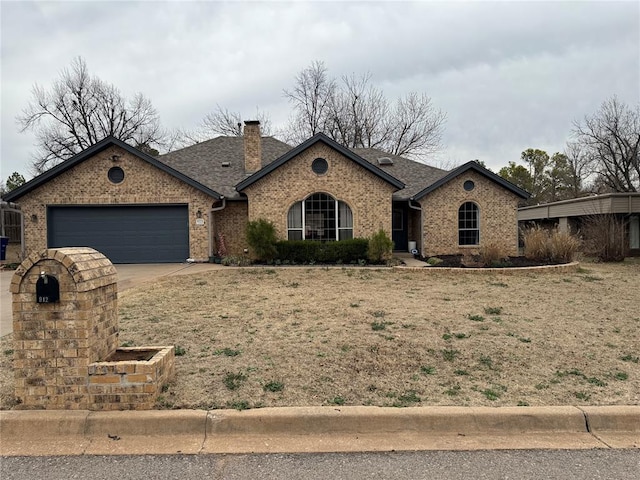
[1,0,638,180]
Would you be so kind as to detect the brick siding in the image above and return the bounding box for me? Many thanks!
[16,146,216,262]
[12,248,118,409]
[212,201,249,256]
[241,144,397,241]
[419,171,520,256]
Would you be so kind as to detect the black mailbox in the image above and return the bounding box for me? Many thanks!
[36,273,60,303]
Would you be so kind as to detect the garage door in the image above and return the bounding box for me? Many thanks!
[47,205,189,264]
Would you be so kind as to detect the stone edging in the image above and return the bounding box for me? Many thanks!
[395,261,581,274]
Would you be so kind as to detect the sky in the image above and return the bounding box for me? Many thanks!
[1,0,639,182]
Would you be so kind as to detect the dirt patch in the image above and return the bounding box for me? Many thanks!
[1,259,638,410]
[104,349,159,362]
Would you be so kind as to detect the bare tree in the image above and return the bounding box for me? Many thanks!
[175,105,274,148]
[571,96,640,192]
[389,91,445,157]
[283,60,336,144]
[17,57,164,174]
[563,141,591,196]
[283,61,446,160]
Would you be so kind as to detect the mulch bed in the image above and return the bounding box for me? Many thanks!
[418,254,561,268]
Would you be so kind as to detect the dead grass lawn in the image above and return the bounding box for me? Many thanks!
[1,260,638,410]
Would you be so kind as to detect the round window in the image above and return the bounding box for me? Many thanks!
[463,180,475,191]
[311,157,328,175]
[108,167,125,184]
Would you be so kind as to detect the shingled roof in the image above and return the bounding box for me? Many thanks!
[353,148,448,200]
[158,135,529,201]
[159,136,445,200]
[158,136,291,199]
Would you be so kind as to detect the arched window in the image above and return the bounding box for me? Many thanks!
[287,193,353,241]
[458,202,479,245]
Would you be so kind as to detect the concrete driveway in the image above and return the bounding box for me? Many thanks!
[0,263,224,338]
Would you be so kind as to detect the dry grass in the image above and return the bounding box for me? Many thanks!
[1,260,639,410]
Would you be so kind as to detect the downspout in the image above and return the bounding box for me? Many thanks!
[408,199,422,254]
[208,197,226,258]
[20,209,25,259]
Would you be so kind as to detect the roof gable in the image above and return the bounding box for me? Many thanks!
[3,137,222,202]
[235,133,405,192]
[411,161,531,200]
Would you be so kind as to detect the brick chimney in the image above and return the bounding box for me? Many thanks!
[244,120,261,173]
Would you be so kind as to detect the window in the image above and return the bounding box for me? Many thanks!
[108,167,125,184]
[458,202,479,245]
[311,157,328,175]
[463,180,475,191]
[287,193,353,241]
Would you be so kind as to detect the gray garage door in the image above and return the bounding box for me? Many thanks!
[47,205,189,264]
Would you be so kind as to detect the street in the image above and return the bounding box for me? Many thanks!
[1,449,639,480]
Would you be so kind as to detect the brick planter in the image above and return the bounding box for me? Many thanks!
[88,346,175,411]
[11,247,174,410]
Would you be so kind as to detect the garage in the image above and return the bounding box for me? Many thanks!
[47,205,189,264]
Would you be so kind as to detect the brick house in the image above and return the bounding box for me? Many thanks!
[3,121,529,263]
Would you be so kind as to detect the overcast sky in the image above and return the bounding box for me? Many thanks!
[1,0,639,182]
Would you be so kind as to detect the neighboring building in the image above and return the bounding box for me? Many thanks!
[518,193,640,256]
[3,122,529,263]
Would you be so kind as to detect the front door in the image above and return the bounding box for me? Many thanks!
[392,204,408,251]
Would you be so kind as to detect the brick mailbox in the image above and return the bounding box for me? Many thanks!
[11,247,174,410]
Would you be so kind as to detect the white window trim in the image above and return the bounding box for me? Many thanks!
[458,201,480,246]
[287,194,353,241]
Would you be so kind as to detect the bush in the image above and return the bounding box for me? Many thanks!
[246,219,278,262]
[426,257,443,266]
[549,230,581,263]
[522,226,580,263]
[479,242,509,267]
[275,238,368,264]
[368,229,394,264]
[523,226,551,262]
[581,214,628,262]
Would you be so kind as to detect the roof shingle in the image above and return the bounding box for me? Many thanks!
[158,136,291,199]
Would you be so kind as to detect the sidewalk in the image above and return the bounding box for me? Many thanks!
[1,405,638,456]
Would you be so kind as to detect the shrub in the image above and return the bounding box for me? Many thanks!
[523,226,579,263]
[275,238,368,264]
[523,226,551,262]
[549,229,581,263]
[479,242,509,266]
[246,219,278,262]
[368,229,394,264]
[426,257,443,265]
[581,214,628,262]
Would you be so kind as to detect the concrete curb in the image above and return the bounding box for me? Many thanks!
[1,406,638,456]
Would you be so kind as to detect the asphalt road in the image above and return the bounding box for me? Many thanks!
[1,450,639,480]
